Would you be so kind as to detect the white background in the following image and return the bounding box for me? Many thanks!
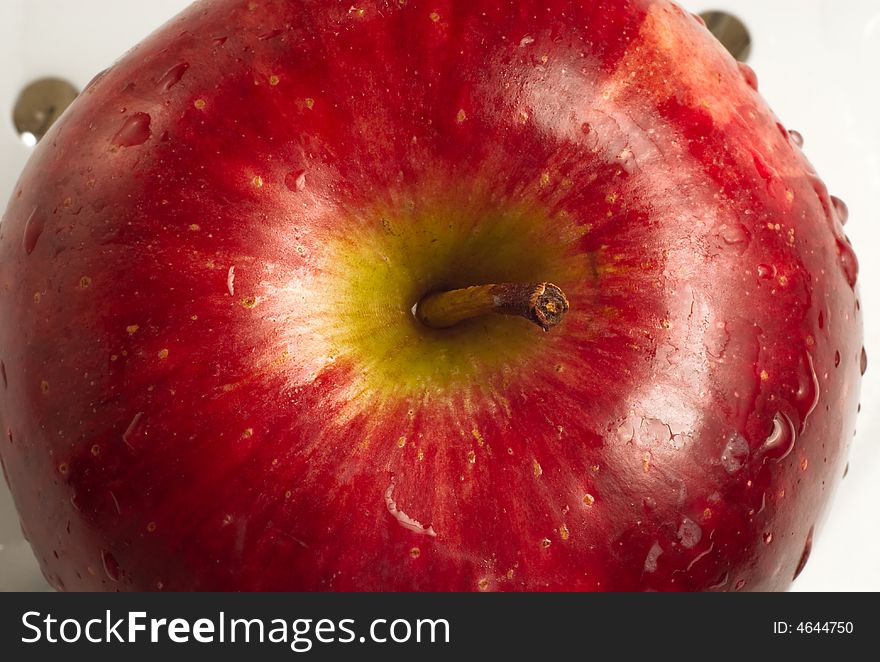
[0,1,877,592]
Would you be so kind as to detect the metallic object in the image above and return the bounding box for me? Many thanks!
[12,77,79,145]
[700,10,752,62]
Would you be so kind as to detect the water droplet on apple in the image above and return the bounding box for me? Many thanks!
[112,113,152,148]
[122,411,145,448]
[226,265,236,297]
[84,67,111,94]
[101,550,120,582]
[705,320,731,361]
[638,417,669,446]
[763,532,773,545]
[793,526,814,580]
[707,571,729,590]
[760,412,796,461]
[788,129,804,147]
[22,207,44,255]
[285,170,307,192]
[860,347,868,375]
[720,432,749,474]
[259,28,285,40]
[830,195,849,225]
[737,61,758,90]
[643,542,662,572]
[614,420,634,444]
[677,516,702,549]
[0,361,6,389]
[714,223,750,254]
[670,432,691,450]
[793,351,820,432]
[384,479,437,537]
[835,238,858,288]
[756,264,776,280]
[157,62,190,91]
[834,350,841,367]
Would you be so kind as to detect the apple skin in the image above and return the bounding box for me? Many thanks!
[0,0,863,592]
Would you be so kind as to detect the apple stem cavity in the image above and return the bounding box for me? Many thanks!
[416,282,570,332]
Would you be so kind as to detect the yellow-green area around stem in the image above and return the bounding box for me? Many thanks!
[310,191,595,397]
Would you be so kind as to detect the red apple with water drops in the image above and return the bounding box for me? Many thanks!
[0,0,863,591]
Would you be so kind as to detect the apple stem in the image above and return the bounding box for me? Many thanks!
[416,282,570,332]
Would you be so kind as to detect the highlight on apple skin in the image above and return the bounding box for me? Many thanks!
[0,0,863,591]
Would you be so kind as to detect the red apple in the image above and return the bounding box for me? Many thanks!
[0,0,863,591]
